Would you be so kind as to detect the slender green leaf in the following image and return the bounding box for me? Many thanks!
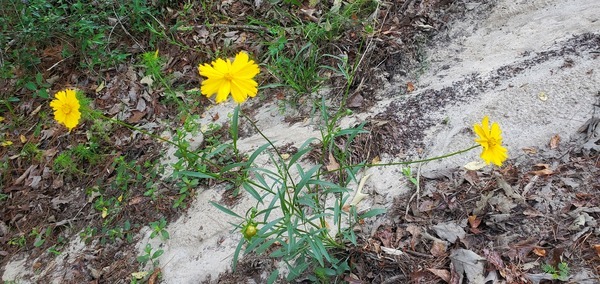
[209,201,242,219]
[297,194,317,209]
[295,165,320,193]
[178,170,215,179]
[262,194,280,222]
[286,220,295,254]
[270,247,287,258]
[220,161,248,173]
[267,269,279,284]
[232,237,245,271]
[247,143,270,164]
[242,182,263,203]
[307,237,324,267]
[231,105,239,142]
[360,208,387,219]
[207,143,233,159]
[287,261,309,281]
[255,238,280,254]
[245,236,266,253]
[287,138,316,167]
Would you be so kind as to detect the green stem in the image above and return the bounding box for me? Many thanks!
[363,145,481,168]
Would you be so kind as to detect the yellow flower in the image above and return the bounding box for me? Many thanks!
[198,51,260,104]
[50,89,81,131]
[473,116,508,166]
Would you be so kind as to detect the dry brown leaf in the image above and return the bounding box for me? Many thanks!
[549,134,561,149]
[532,247,547,257]
[522,147,538,154]
[449,249,486,283]
[407,82,415,93]
[483,248,506,276]
[529,164,553,176]
[127,111,146,124]
[148,268,161,284]
[343,273,364,284]
[30,105,42,116]
[464,170,480,185]
[95,81,105,93]
[427,268,451,282]
[468,215,481,229]
[431,240,448,257]
[418,200,436,212]
[14,165,36,185]
[347,93,364,108]
[371,155,381,164]
[406,224,422,251]
[326,152,340,171]
[593,244,600,257]
[530,168,553,176]
[128,196,144,206]
[523,209,544,216]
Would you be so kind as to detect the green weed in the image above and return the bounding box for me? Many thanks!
[137,243,164,268]
[8,235,26,247]
[149,217,170,241]
[542,262,570,281]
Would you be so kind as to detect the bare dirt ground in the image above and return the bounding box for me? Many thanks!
[2,0,599,283]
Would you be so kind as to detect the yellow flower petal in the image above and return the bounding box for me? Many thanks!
[231,52,260,79]
[198,63,223,79]
[50,89,81,131]
[198,51,260,104]
[215,81,231,103]
[473,116,508,166]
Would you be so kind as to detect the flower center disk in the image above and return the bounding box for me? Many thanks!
[62,104,72,114]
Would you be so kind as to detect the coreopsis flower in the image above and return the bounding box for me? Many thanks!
[473,116,508,166]
[198,51,260,104]
[50,89,81,131]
